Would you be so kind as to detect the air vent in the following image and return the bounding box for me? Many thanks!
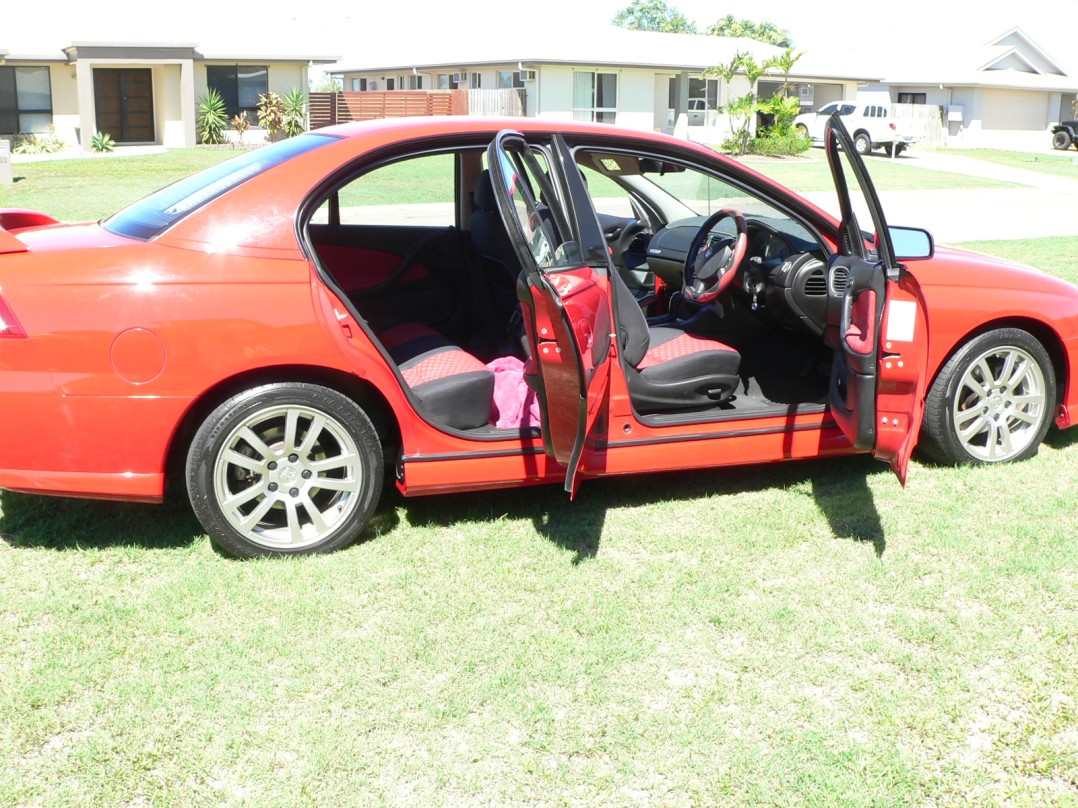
[804,267,827,296]
[830,265,850,296]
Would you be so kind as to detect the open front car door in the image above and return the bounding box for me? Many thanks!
[824,114,930,485]
[486,131,614,495]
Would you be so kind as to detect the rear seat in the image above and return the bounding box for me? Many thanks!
[377,323,495,430]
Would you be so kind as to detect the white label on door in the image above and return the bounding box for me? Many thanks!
[885,299,917,343]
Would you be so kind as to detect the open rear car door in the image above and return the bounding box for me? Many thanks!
[824,114,930,485]
[486,131,614,495]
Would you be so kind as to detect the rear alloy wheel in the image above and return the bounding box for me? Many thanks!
[853,132,873,155]
[186,383,383,558]
[921,329,1056,464]
[1051,130,1072,150]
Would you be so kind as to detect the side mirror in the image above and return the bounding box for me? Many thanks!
[889,226,934,260]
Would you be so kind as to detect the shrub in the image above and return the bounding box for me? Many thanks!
[749,132,812,156]
[230,112,251,147]
[257,92,284,140]
[90,131,115,153]
[282,88,307,138]
[12,125,65,155]
[196,89,228,145]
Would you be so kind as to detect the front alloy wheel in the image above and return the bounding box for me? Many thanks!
[921,329,1056,464]
[187,383,383,557]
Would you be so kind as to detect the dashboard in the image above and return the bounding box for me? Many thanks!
[642,214,831,334]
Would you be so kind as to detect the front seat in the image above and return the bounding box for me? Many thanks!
[611,271,740,411]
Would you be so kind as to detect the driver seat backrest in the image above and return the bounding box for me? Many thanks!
[611,270,741,411]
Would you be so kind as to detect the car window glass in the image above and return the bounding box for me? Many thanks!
[839,105,856,116]
[574,149,818,245]
[311,152,456,227]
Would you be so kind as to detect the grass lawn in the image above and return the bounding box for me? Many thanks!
[953,148,1078,181]
[0,149,237,222]
[736,148,1021,194]
[1,148,1077,806]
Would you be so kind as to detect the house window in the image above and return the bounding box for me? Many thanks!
[496,71,524,89]
[0,66,53,134]
[408,75,423,90]
[351,78,360,91]
[898,92,927,105]
[206,65,268,122]
[573,71,617,124]
[437,74,450,90]
[471,72,482,89]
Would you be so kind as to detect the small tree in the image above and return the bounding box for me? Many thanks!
[707,52,769,155]
[196,88,228,145]
[257,92,285,140]
[612,0,697,33]
[282,88,307,138]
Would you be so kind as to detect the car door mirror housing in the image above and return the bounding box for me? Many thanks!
[889,226,934,260]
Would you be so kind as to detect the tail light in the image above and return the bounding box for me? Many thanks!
[889,122,897,131]
[0,294,26,337]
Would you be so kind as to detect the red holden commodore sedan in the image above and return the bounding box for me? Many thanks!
[1,116,1075,557]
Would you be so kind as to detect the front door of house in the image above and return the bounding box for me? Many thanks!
[93,69,155,143]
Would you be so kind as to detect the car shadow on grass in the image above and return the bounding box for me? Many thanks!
[0,455,890,558]
[398,453,888,562]
[0,492,205,552]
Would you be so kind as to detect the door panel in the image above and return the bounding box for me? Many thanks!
[486,130,613,494]
[308,223,466,337]
[824,114,929,483]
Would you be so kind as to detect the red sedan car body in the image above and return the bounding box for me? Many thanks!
[1,116,1075,556]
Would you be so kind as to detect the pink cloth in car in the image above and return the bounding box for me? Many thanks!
[487,356,542,429]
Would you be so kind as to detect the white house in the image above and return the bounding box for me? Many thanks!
[864,28,1077,150]
[331,27,870,143]
[0,34,337,150]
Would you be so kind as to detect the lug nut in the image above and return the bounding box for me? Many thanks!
[289,487,300,498]
[268,482,278,492]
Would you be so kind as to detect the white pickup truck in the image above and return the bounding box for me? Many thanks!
[794,101,922,156]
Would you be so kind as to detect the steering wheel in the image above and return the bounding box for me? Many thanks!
[614,219,648,268]
[683,209,748,305]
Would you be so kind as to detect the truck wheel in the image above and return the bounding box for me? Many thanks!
[853,132,873,155]
[1052,130,1072,150]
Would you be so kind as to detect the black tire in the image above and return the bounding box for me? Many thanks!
[186,383,383,558]
[921,329,1056,465]
[853,132,873,155]
[1052,130,1072,150]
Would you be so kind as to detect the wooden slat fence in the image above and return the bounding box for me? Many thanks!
[309,89,523,128]
[892,104,945,149]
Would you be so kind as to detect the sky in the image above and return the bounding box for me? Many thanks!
[6,0,1077,75]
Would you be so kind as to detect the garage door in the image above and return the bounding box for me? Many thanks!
[981,89,1049,131]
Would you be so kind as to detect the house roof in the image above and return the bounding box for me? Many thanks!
[332,25,879,83]
[874,27,1077,92]
[0,13,338,65]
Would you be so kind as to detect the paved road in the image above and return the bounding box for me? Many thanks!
[802,149,1078,245]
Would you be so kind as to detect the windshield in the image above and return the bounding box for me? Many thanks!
[105,134,337,240]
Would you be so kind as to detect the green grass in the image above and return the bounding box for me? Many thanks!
[737,148,1021,194]
[0,149,238,222]
[2,443,1076,805]
[954,148,1078,181]
[1,148,1076,805]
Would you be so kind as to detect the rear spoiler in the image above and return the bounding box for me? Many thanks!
[0,209,60,254]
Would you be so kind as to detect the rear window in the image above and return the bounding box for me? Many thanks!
[104,134,337,240]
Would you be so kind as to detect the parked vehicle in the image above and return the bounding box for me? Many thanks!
[795,101,922,155]
[1,115,1075,557]
[1051,121,1078,150]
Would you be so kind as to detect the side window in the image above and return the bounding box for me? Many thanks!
[839,104,856,116]
[491,140,579,271]
[818,103,837,115]
[311,152,457,227]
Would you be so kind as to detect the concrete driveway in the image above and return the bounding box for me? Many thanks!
[802,149,1078,244]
